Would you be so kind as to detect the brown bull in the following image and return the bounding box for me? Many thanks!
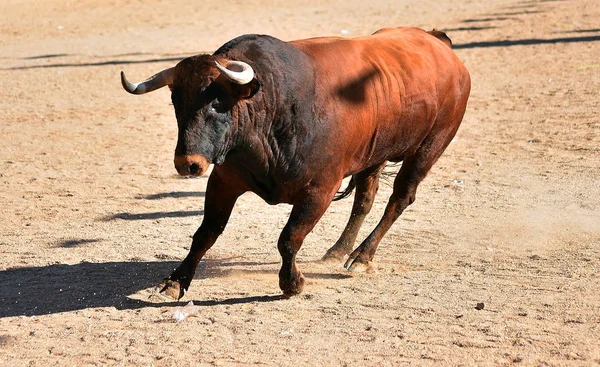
[121,27,471,299]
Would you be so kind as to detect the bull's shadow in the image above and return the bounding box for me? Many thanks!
[0,260,181,318]
[0,257,351,318]
[0,259,282,318]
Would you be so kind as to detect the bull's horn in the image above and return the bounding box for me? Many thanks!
[214,60,254,85]
[120,67,175,95]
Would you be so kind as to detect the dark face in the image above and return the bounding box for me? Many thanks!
[171,55,238,177]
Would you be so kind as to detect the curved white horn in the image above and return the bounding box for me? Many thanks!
[121,67,175,95]
[214,60,254,85]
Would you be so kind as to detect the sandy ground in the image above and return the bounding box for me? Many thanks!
[1,0,599,365]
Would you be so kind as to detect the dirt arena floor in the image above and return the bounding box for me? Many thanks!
[1,0,599,365]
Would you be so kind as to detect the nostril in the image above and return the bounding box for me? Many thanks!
[189,163,200,175]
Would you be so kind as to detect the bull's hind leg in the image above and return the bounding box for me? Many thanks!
[322,162,386,262]
[344,126,461,273]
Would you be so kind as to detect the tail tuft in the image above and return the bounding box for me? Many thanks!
[333,177,356,201]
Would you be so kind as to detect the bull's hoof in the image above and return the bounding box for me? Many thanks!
[344,253,375,273]
[157,279,185,300]
[345,259,375,273]
[280,273,305,297]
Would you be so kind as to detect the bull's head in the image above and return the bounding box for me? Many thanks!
[121,55,259,177]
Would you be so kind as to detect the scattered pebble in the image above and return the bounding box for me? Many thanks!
[452,180,464,185]
[475,302,485,310]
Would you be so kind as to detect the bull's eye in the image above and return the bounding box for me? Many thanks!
[209,101,223,114]
[205,104,217,117]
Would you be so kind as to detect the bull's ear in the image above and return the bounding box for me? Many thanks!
[232,78,261,99]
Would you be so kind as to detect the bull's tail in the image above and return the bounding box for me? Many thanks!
[332,161,403,201]
[333,177,356,201]
[428,29,452,48]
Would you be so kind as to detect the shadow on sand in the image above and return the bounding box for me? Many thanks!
[0,257,352,318]
[454,34,600,49]
[0,261,180,318]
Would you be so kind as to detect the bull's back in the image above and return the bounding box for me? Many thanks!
[291,27,470,174]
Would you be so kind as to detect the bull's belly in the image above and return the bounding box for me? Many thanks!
[342,130,425,176]
[245,173,309,205]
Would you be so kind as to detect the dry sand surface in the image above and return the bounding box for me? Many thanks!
[1,0,599,365]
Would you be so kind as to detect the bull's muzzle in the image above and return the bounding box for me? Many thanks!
[174,155,211,177]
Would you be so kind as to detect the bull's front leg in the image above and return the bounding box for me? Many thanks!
[278,187,336,296]
[159,170,242,299]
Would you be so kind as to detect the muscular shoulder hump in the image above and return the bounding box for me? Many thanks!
[428,29,452,48]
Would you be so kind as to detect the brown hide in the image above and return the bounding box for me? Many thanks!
[290,27,470,177]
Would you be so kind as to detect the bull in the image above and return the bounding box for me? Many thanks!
[121,27,471,299]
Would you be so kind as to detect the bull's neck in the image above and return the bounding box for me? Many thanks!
[227,92,284,177]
